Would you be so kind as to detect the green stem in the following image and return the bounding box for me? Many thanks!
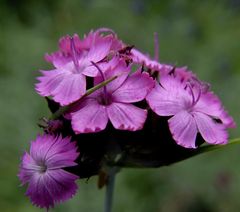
[50,75,118,120]
[104,167,118,212]
[196,138,240,155]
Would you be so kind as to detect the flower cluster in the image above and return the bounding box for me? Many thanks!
[19,28,235,209]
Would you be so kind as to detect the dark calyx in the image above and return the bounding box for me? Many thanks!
[63,110,204,179]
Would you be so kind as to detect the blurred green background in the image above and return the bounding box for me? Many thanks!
[0,0,240,211]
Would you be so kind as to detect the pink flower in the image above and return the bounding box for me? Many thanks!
[69,59,155,133]
[18,134,79,209]
[36,29,122,106]
[146,74,235,148]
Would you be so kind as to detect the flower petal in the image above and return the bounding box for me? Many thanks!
[59,34,81,55]
[18,152,37,185]
[29,134,79,169]
[219,110,236,128]
[195,91,236,128]
[45,138,79,169]
[112,71,154,103]
[35,69,86,106]
[94,58,130,93]
[82,64,99,77]
[26,169,78,209]
[45,52,71,68]
[107,102,147,131]
[168,111,198,148]
[146,81,187,116]
[193,112,228,145]
[51,73,86,106]
[35,69,66,97]
[87,36,112,62]
[71,99,108,133]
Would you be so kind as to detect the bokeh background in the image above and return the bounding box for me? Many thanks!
[0,0,240,211]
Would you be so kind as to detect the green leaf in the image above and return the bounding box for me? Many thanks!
[193,137,240,156]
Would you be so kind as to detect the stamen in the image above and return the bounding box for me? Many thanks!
[154,32,159,61]
[187,83,201,107]
[70,37,80,72]
[187,83,195,106]
[91,61,108,103]
[194,87,201,104]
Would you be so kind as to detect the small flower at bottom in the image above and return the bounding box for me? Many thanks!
[18,134,80,209]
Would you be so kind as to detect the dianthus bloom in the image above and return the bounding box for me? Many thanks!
[18,134,79,209]
[20,28,236,211]
[35,29,123,106]
[146,74,235,148]
[69,58,155,133]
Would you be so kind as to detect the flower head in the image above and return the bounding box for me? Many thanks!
[18,134,79,209]
[146,74,235,148]
[36,29,123,106]
[69,58,155,133]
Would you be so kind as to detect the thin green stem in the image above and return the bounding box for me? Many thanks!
[104,167,118,212]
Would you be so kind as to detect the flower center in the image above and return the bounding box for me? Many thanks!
[90,61,113,105]
[39,165,47,173]
[37,161,48,173]
[97,92,113,106]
